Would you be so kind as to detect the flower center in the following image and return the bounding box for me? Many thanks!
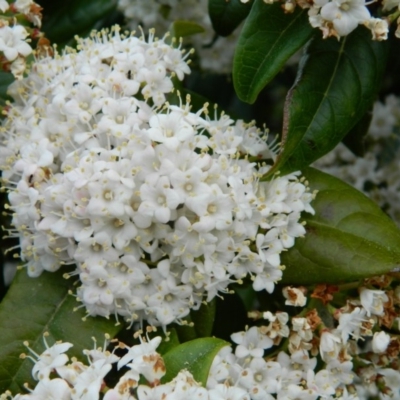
[165,294,173,302]
[92,243,102,252]
[119,263,128,273]
[340,2,350,10]
[254,372,263,383]
[158,195,166,205]
[207,204,217,214]
[114,218,124,228]
[103,189,114,201]
[97,279,106,287]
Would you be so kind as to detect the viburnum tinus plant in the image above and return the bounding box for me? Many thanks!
[0,0,400,399]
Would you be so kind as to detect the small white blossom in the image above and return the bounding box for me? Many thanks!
[320,0,370,36]
[359,287,388,316]
[282,286,307,307]
[337,307,369,342]
[231,326,273,359]
[372,331,391,353]
[28,378,71,400]
[364,17,389,41]
[23,337,73,381]
[0,0,9,12]
[0,25,32,61]
[319,330,342,362]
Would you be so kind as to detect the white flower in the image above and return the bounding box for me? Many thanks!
[282,286,307,307]
[147,111,195,150]
[306,368,336,397]
[24,337,73,381]
[28,378,71,400]
[372,331,391,353]
[117,337,162,370]
[319,330,342,362]
[364,17,389,41]
[377,368,400,395]
[337,307,369,342]
[72,359,111,400]
[103,370,139,399]
[320,0,370,36]
[0,25,32,61]
[14,0,35,14]
[231,326,273,359]
[0,0,9,12]
[138,176,180,223]
[359,287,388,316]
[262,311,290,342]
[326,359,354,385]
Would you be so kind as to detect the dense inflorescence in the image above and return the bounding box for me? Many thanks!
[0,26,315,329]
[2,277,400,400]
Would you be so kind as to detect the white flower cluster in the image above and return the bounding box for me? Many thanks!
[4,281,399,400]
[314,94,400,226]
[307,0,387,40]
[0,0,43,78]
[1,334,210,400]
[254,0,392,40]
[117,0,241,73]
[0,26,314,328]
[207,285,400,399]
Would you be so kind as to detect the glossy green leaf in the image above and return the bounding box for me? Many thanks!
[162,338,228,385]
[266,27,389,177]
[42,0,117,44]
[0,269,121,394]
[191,299,216,338]
[233,1,314,104]
[208,0,252,36]
[281,168,400,285]
[169,20,205,38]
[342,108,373,157]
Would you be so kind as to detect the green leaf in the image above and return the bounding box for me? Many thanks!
[162,338,228,385]
[208,0,252,36]
[42,0,117,45]
[173,300,216,343]
[155,328,180,355]
[281,168,400,285]
[0,269,121,394]
[169,20,205,38]
[191,299,216,338]
[342,108,373,157]
[266,26,389,177]
[233,1,314,104]
[0,71,14,106]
